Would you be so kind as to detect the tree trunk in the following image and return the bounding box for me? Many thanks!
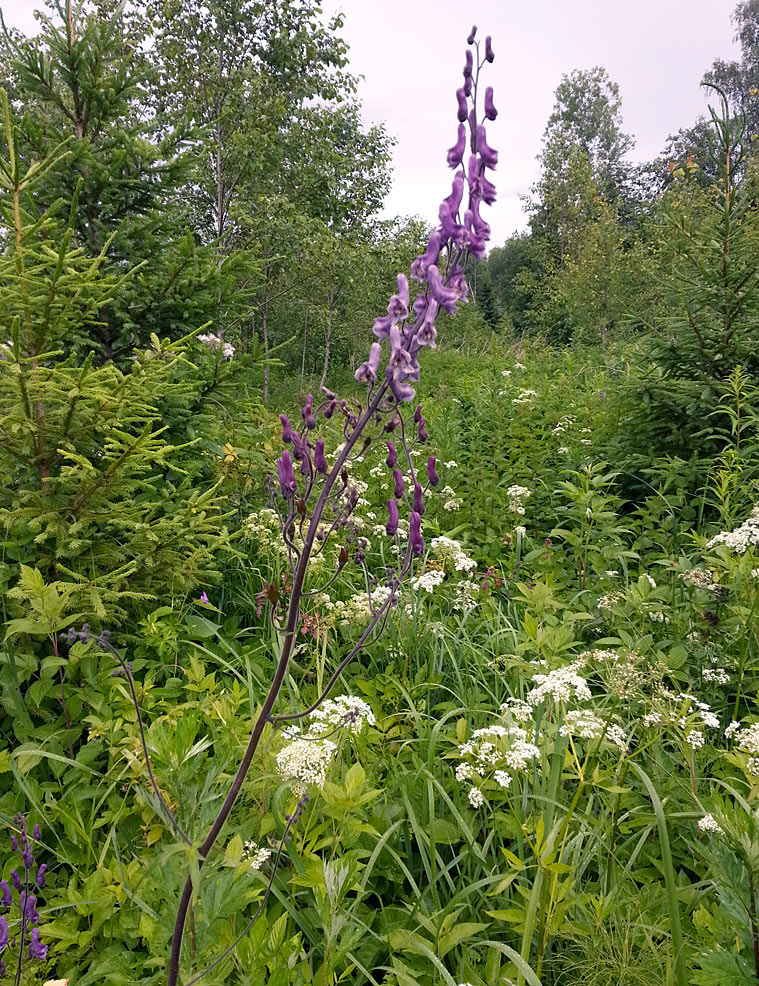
[319,284,335,391]
[300,295,309,388]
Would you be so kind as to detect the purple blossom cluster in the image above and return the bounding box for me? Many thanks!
[0,815,47,979]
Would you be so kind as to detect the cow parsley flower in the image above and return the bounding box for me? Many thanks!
[707,506,759,553]
[198,331,235,360]
[276,738,337,792]
[468,786,486,808]
[697,814,724,835]
[243,841,272,870]
[527,663,591,706]
[307,695,375,736]
[507,485,530,514]
[412,570,446,593]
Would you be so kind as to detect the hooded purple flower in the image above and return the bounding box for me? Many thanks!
[410,231,443,281]
[484,86,498,120]
[413,483,425,515]
[386,441,397,468]
[463,49,473,78]
[10,871,21,892]
[427,456,439,486]
[277,451,297,498]
[477,125,498,169]
[467,24,477,44]
[415,302,438,349]
[427,265,460,314]
[35,864,46,889]
[446,124,466,170]
[0,915,7,949]
[443,173,465,217]
[393,469,405,498]
[409,512,424,555]
[456,88,468,122]
[417,418,428,442]
[280,414,293,442]
[485,35,494,61]
[386,274,410,321]
[388,326,416,380]
[386,498,399,536]
[314,439,328,474]
[32,825,40,842]
[0,880,10,907]
[27,926,47,960]
[355,342,381,383]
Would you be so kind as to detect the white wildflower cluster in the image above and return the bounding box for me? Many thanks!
[697,814,724,836]
[242,841,272,870]
[325,585,394,627]
[641,693,720,751]
[275,738,337,793]
[559,710,628,750]
[527,662,591,706]
[430,536,477,574]
[198,331,235,360]
[702,667,730,685]
[453,579,480,612]
[585,648,644,698]
[440,484,463,511]
[707,506,759,553]
[456,721,542,808]
[515,525,526,537]
[412,569,446,593]
[507,485,530,515]
[306,695,375,736]
[512,389,537,406]
[501,369,512,377]
[552,415,574,435]
[499,697,533,723]
[726,720,759,756]
[649,610,669,624]
[443,460,458,469]
[680,568,720,592]
[597,591,624,612]
[514,361,526,369]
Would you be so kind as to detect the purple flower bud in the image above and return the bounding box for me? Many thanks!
[467,25,477,43]
[22,892,39,925]
[427,456,439,486]
[355,341,381,383]
[485,35,494,61]
[413,404,423,423]
[277,451,297,498]
[32,825,40,842]
[418,417,428,442]
[280,414,292,443]
[312,439,327,474]
[10,871,21,892]
[10,837,17,853]
[456,88,468,122]
[0,958,5,976]
[463,50,473,78]
[27,926,47,960]
[0,880,10,907]
[413,483,424,515]
[464,74,472,97]
[393,468,405,498]
[386,441,397,468]
[477,125,498,169]
[385,417,400,433]
[410,511,424,555]
[35,864,46,889]
[0,915,7,949]
[484,86,497,121]
[386,498,399,536]
[446,123,466,169]
[324,399,337,418]
[22,845,33,870]
[427,265,460,315]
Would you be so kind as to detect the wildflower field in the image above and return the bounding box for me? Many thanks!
[3,1,759,985]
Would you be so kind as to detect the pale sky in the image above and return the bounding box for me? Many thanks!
[1,0,742,246]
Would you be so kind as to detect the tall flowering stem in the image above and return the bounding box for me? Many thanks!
[166,28,497,985]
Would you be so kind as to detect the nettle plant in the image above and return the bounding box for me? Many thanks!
[57,27,498,986]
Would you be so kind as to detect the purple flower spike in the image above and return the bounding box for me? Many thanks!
[386,441,397,468]
[277,451,297,498]
[467,24,477,43]
[0,915,7,949]
[386,498,399,535]
[355,341,381,383]
[463,50,473,78]
[10,870,21,892]
[456,88,468,122]
[413,483,425,515]
[485,35,494,61]
[410,512,424,555]
[393,468,405,499]
[484,86,498,120]
[411,231,443,281]
[418,417,428,442]
[446,123,466,169]
[0,880,10,907]
[476,125,498,169]
[427,456,439,486]
[314,439,328,474]
[27,926,47,960]
[427,265,460,314]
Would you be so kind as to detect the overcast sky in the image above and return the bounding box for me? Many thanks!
[1,0,742,245]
